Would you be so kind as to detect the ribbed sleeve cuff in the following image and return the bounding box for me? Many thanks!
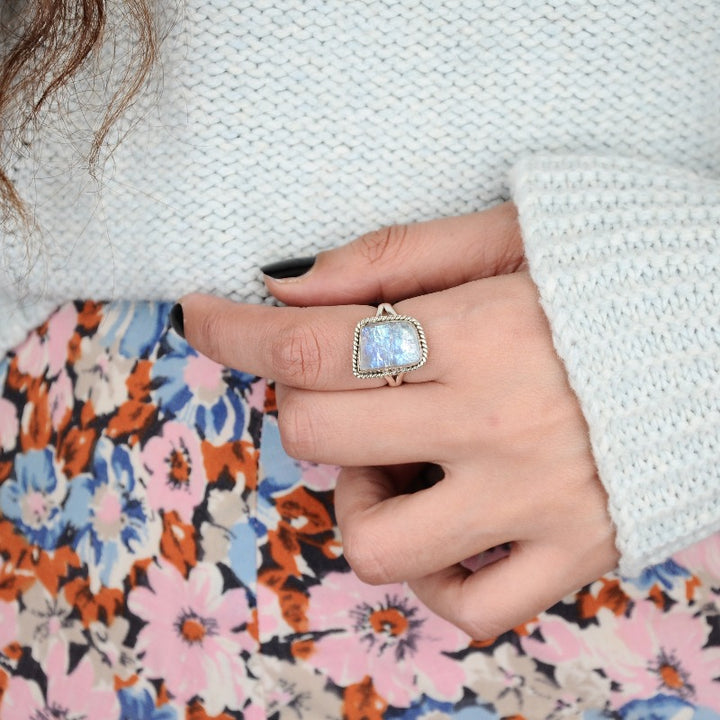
[509,155,720,576]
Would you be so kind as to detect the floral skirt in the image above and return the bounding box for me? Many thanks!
[0,300,719,720]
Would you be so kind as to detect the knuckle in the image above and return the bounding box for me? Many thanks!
[277,394,321,460]
[494,202,525,272]
[356,223,410,267]
[271,322,323,386]
[341,524,394,585]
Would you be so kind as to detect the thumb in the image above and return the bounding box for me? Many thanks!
[262,202,523,306]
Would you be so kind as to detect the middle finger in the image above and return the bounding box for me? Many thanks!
[276,382,450,465]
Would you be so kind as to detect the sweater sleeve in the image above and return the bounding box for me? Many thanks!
[509,155,720,576]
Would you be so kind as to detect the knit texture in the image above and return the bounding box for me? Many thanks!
[1,0,719,571]
[3,0,719,353]
[511,156,720,575]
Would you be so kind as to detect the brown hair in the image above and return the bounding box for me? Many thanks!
[0,0,157,225]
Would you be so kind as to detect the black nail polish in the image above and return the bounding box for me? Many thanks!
[170,303,185,338]
[261,256,316,280]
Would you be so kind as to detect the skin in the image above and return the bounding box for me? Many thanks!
[179,201,620,640]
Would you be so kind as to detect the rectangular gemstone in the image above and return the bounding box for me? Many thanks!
[357,320,423,372]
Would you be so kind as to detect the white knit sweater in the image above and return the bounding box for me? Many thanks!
[1,0,718,575]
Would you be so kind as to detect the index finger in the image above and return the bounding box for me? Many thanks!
[175,293,438,390]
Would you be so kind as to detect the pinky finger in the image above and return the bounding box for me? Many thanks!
[408,544,578,641]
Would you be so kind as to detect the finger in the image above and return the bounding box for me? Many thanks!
[335,466,508,584]
[275,384,450,465]
[178,294,441,390]
[263,202,523,306]
[409,544,578,641]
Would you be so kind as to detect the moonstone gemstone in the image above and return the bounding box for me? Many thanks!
[357,320,422,372]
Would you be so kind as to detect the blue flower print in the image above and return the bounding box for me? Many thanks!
[451,707,500,720]
[119,685,178,720]
[385,697,499,719]
[619,694,707,720]
[65,437,161,591]
[0,355,8,388]
[228,518,258,590]
[626,558,690,591]
[101,301,171,358]
[1,448,70,548]
[256,414,302,537]
[151,329,253,441]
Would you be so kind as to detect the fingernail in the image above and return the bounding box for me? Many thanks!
[170,303,185,338]
[261,256,316,280]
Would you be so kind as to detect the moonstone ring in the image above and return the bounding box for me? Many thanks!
[352,303,428,386]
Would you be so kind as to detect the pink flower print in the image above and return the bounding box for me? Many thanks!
[256,581,283,638]
[2,639,119,720]
[48,368,73,430]
[599,600,720,708]
[184,352,225,396]
[246,377,268,414]
[298,460,340,492]
[520,617,593,666]
[305,571,469,707]
[673,533,720,580]
[241,702,266,720]
[15,303,77,378]
[143,421,207,521]
[0,397,19,452]
[127,560,256,714]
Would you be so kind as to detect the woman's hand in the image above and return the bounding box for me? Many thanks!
[177,203,619,640]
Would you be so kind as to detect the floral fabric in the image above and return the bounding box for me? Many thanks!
[0,300,719,720]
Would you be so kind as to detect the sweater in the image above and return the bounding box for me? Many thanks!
[1,0,718,575]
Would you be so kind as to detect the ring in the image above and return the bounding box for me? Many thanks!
[352,303,428,386]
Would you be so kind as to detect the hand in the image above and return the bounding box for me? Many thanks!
[178,203,619,640]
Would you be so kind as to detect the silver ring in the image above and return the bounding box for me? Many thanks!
[352,303,428,387]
